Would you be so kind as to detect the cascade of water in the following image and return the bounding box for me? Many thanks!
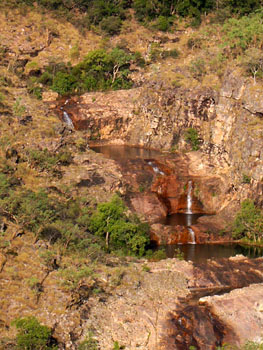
[186,180,196,244]
[186,180,193,214]
[147,161,165,175]
[62,111,74,129]
[188,227,196,244]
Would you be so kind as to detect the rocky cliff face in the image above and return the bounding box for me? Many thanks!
[56,70,263,225]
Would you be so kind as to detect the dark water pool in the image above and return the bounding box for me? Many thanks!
[160,213,204,226]
[91,145,164,160]
[91,145,263,262]
[159,243,263,263]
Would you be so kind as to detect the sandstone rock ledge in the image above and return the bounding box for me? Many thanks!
[200,283,263,347]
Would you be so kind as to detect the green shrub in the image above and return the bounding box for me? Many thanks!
[154,15,171,31]
[184,128,200,151]
[223,12,263,55]
[39,48,133,95]
[242,174,251,184]
[69,44,80,60]
[100,16,122,35]
[60,266,93,291]
[13,316,56,350]
[0,92,5,105]
[51,72,77,95]
[12,98,26,117]
[187,37,203,50]
[26,148,72,173]
[39,72,53,85]
[89,195,150,256]
[78,333,99,350]
[145,248,166,261]
[189,57,206,80]
[244,341,263,350]
[162,48,179,59]
[233,199,263,242]
[132,51,146,67]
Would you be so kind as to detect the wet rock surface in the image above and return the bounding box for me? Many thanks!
[160,256,263,350]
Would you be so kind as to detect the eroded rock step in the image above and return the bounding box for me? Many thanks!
[161,256,263,350]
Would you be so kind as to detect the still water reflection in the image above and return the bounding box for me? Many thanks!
[160,213,204,226]
[160,244,263,263]
[91,145,163,160]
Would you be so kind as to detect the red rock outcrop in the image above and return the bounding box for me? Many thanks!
[151,175,204,214]
[130,193,168,223]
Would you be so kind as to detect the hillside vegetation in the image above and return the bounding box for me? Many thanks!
[1,0,263,348]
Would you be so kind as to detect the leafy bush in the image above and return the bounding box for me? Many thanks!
[100,16,122,35]
[162,48,179,59]
[38,48,133,95]
[242,174,251,184]
[189,57,206,80]
[51,72,77,95]
[89,195,150,256]
[184,128,200,151]
[13,316,56,350]
[12,98,26,117]
[0,188,58,232]
[187,37,203,50]
[223,12,263,55]
[78,333,99,350]
[60,266,93,291]
[241,48,263,84]
[233,199,263,242]
[244,341,263,350]
[26,148,72,173]
[154,15,172,31]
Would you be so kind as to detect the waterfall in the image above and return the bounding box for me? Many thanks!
[188,227,196,244]
[186,180,196,244]
[147,161,165,175]
[186,180,193,214]
[62,111,74,129]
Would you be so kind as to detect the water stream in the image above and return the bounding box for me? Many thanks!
[185,180,196,244]
[186,180,193,215]
[90,144,263,261]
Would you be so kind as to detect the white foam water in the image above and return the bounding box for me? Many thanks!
[186,180,193,214]
[62,111,74,129]
[188,227,196,245]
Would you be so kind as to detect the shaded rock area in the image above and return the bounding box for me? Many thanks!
[60,150,126,202]
[1,229,263,350]
[85,256,263,350]
[130,193,168,223]
[160,256,263,350]
[150,223,192,245]
[53,89,141,141]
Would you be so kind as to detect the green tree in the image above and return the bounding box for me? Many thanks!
[223,12,263,55]
[51,72,77,95]
[109,48,132,84]
[241,48,263,84]
[13,316,56,350]
[89,195,150,256]
[233,199,263,242]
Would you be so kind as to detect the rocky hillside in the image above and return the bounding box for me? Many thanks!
[1,2,263,350]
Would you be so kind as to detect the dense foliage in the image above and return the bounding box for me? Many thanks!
[233,199,263,242]
[13,317,56,350]
[37,48,135,95]
[0,171,150,257]
[223,10,263,55]
[89,195,150,256]
[3,0,263,32]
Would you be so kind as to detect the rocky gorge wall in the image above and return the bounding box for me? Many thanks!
[52,69,263,226]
